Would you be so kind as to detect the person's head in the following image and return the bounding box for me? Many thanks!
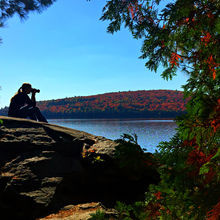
[18,83,32,94]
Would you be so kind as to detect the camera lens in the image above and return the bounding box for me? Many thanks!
[32,88,40,93]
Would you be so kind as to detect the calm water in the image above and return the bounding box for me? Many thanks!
[48,119,177,153]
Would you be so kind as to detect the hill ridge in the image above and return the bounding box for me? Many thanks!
[39,89,182,101]
[0,90,187,119]
[37,90,187,119]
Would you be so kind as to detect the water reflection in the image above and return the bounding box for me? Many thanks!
[48,119,177,153]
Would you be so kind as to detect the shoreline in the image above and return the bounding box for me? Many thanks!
[48,118,176,121]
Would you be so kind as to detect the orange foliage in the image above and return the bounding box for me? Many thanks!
[169,53,183,67]
[205,55,219,80]
[201,32,212,46]
[37,90,187,117]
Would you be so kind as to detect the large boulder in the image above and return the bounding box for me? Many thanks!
[0,116,159,219]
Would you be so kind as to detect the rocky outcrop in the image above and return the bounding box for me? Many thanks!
[37,202,118,220]
[0,116,159,220]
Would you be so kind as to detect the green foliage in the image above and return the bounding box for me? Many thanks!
[100,0,220,219]
[101,0,220,84]
[89,202,148,220]
[147,127,219,219]
[0,0,56,42]
[114,201,148,220]
[115,133,143,172]
[88,209,106,220]
[0,0,56,21]
[114,133,157,178]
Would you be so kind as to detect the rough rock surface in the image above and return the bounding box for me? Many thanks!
[0,116,158,220]
[37,202,118,220]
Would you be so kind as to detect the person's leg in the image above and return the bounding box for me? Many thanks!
[32,107,48,123]
[17,106,47,122]
[17,106,37,120]
[27,108,38,121]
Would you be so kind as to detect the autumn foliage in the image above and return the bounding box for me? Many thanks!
[101,0,219,219]
[35,90,187,118]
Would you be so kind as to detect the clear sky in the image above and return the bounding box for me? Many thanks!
[0,0,188,108]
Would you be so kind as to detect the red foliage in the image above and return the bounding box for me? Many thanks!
[187,147,207,167]
[37,90,187,117]
[183,138,196,147]
[204,167,216,185]
[186,147,217,183]
[154,191,162,200]
[187,147,216,167]
[145,203,161,218]
[201,32,212,46]
[211,99,220,132]
[206,200,220,220]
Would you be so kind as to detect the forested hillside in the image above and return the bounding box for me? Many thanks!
[37,90,187,118]
[0,90,187,119]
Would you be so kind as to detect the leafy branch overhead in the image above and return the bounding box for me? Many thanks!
[101,0,220,84]
[0,0,56,41]
[100,0,220,219]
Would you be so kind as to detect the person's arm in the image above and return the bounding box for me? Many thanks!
[31,91,36,106]
[25,92,36,107]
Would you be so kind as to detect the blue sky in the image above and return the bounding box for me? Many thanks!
[0,0,188,108]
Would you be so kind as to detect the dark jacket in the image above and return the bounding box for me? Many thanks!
[8,92,36,116]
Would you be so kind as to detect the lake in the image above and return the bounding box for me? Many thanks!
[48,119,177,153]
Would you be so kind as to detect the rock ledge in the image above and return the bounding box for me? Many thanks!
[0,116,158,219]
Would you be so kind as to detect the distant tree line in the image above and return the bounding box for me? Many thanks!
[0,90,187,119]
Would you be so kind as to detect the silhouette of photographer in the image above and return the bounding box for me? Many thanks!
[8,83,48,123]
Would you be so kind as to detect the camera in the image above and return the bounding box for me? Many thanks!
[32,88,40,93]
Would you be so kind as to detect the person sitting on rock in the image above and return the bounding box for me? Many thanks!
[8,83,48,123]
